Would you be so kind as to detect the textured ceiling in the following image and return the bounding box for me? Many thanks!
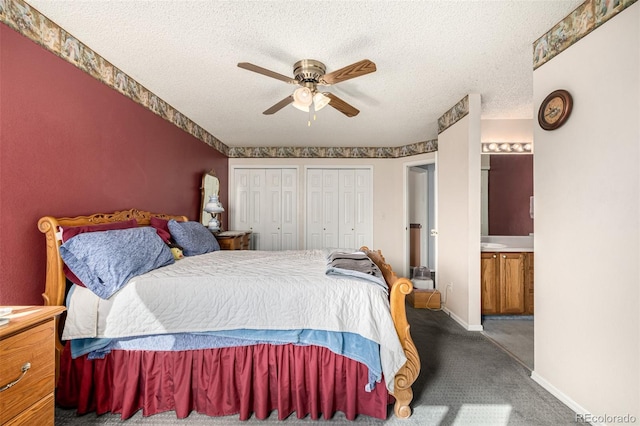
[26,0,582,148]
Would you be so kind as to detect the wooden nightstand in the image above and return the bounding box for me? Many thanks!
[215,231,252,250]
[0,306,65,426]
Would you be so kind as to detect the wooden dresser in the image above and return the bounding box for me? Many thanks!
[0,306,65,426]
[215,231,251,250]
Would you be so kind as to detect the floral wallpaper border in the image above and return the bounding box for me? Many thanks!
[437,95,469,135]
[533,0,637,70]
[227,139,438,159]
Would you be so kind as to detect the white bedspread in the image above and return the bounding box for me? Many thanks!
[63,249,406,392]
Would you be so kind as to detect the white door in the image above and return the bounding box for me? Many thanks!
[306,169,339,249]
[322,170,340,248]
[306,169,324,249]
[265,169,283,251]
[306,168,371,250]
[280,168,298,250]
[339,169,356,248]
[353,169,372,249]
[234,168,298,251]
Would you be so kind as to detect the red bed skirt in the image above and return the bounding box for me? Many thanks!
[57,342,392,420]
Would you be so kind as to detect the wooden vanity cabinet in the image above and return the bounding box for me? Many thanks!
[481,252,533,315]
[481,253,500,314]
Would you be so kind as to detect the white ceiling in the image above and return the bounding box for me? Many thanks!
[26,0,582,149]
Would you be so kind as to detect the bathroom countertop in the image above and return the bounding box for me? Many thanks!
[481,246,534,252]
[481,236,534,252]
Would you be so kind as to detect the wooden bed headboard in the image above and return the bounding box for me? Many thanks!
[37,209,188,308]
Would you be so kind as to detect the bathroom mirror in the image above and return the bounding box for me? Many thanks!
[200,169,220,226]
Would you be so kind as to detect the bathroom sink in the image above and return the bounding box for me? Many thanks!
[481,242,508,249]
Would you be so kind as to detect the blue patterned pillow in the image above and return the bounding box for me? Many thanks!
[60,227,175,299]
[167,220,220,256]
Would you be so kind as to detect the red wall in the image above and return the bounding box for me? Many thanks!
[0,25,228,305]
[488,155,533,236]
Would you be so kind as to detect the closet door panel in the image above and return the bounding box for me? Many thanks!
[306,169,324,249]
[234,169,251,230]
[280,169,298,250]
[354,169,373,248]
[305,168,372,250]
[234,168,297,251]
[322,170,340,248]
[339,170,356,248]
[249,169,267,250]
[265,169,282,251]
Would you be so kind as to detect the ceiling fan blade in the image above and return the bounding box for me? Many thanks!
[320,59,376,85]
[326,93,360,117]
[238,62,297,84]
[263,96,294,115]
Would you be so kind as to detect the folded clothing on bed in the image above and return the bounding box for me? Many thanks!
[326,250,387,292]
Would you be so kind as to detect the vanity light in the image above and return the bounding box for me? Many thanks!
[481,142,533,154]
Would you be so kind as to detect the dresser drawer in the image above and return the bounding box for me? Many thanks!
[0,320,55,424]
[5,392,54,426]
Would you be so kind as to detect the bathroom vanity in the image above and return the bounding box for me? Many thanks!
[481,236,534,315]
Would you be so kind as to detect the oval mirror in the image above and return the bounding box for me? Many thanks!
[200,170,220,226]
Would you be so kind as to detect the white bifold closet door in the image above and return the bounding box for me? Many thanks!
[306,168,372,250]
[233,168,297,251]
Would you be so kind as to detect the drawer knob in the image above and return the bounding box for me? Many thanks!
[0,362,31,392]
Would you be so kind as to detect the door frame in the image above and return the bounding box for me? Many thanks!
[403,157,437,279]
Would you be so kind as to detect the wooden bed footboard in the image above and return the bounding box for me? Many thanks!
[37,210,419,419]
[362,247,420,418]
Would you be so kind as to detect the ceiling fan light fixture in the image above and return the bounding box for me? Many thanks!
[292,86,313,111]
[291,103,310,112]
[313,92,331,111]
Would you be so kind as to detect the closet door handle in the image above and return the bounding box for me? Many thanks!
[0,362,31,392]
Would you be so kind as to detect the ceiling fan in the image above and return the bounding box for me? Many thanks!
[237,59,376,118]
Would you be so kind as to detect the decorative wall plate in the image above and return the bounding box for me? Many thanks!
[538,90,573,130]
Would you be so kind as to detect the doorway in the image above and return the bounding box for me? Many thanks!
[406,161,436,280]
[480,153,535,369]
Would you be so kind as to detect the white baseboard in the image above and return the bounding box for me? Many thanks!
[531,371,602,426]
[442,307,483,332]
